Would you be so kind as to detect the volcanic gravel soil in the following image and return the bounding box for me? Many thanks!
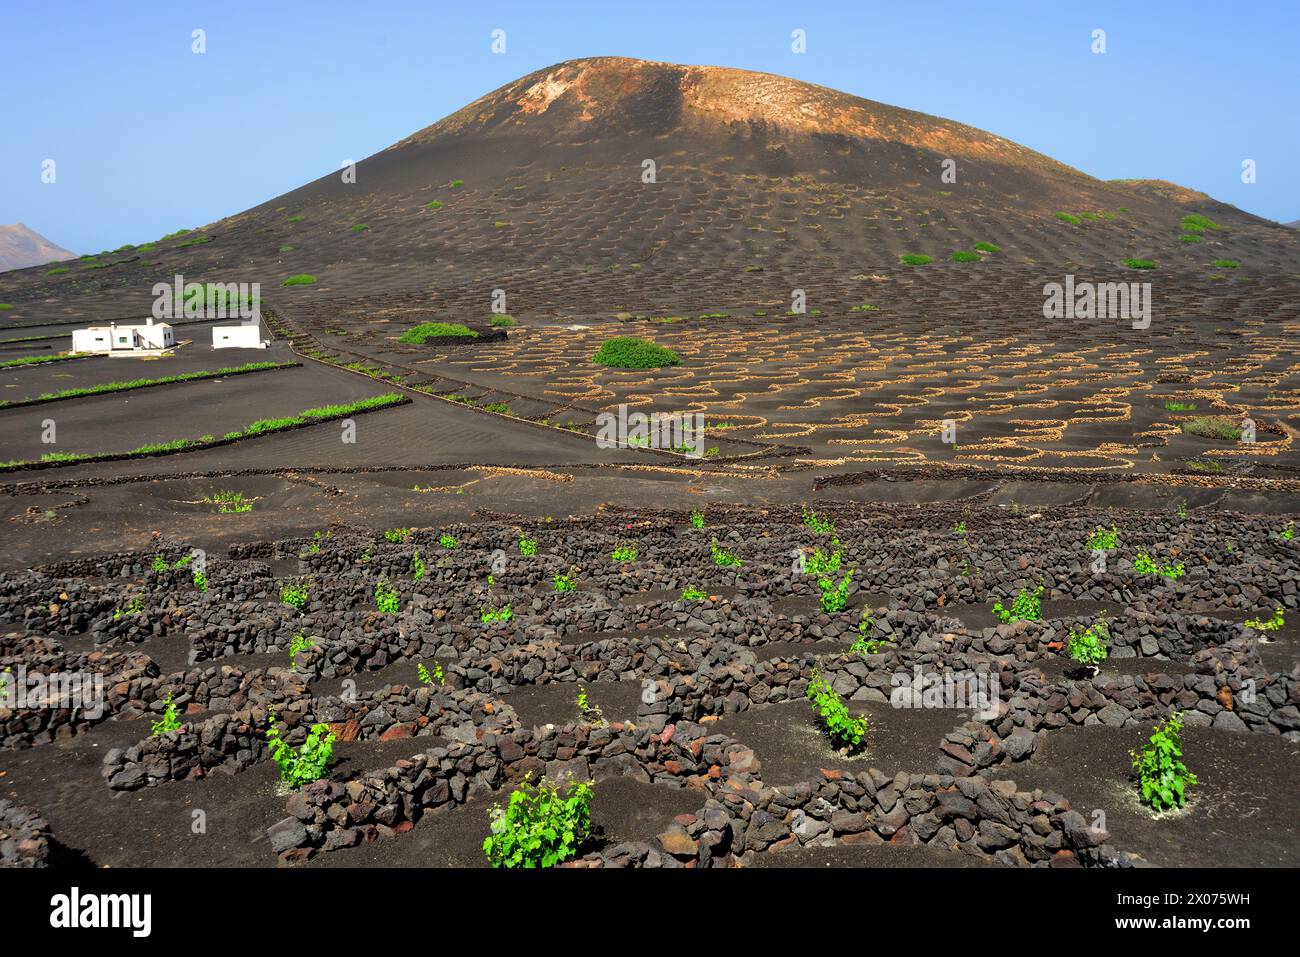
[2,56,1299,872]
[988,725,1300,868]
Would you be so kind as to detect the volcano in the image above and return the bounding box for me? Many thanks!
[2,57,1296,325]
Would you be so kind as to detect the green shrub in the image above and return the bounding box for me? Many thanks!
[992,584,1044,623]
[266,715,336,787]
[483,774,593,868]
[850,614,892,655]
[592,336,681,369]
[350,223,370,232]
[280,582,309,610]
[282,274,317,286]
[1086,524,1119,550]
[1122,258,1157,270]
[681,586,707,601]
[1133,550,1185,578]
[1129,712,1196,812]
[818,570,853,613]
[1243,608,1284,632]
[418,661,444,686]
[972,242,1001,253]
[518,534,538,556]
[899,253,934,265]
[439,533,459,549]
[450,179,464,188]
[1067,612,1110,666]
[375,579,400,613]
[805,544,842,578]
[801,502,835,534]
[425,200,444,209]
[399,322,478,343]
[490,314,517,327]
[1214,259,1240,269]
[611,543,638,563]
[288,631,316,664]
[805,671,866,750]
[1054,212,1081,224]
[950,251,981,263]
[552,573,576,593]
[151,694,182,736]
[710,539,743,568]
[1180,416,1241,440]
[203,490,253,513]
[1180,214,1220,233]
[689,509,705,529]
[480,604,513,623]
[1179,234,1203,244]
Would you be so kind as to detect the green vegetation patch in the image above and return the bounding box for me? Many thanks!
[1180,214,1220,233]
[399,322,479,343]
[0,360,292,409]
[950,251,981,263]
[0,353,89,370]
[282,274,318,286]
[1214,259,1240,269]
[1122,258,1158,270]
[972,242,1001,253]
[1180,416,1241,440]
[1054,212,1081,224]
[899,253,934,265]
[591,336,681,369]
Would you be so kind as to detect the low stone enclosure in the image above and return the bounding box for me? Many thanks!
[0,799,50,868]
[1,502,1296,866]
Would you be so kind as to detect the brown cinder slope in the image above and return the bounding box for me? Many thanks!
[0,223,76,273]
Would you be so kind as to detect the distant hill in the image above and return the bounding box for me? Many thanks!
[0,223,75,272]
[1286,220,1299,229]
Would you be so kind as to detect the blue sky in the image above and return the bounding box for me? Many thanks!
[3,0,1296,253]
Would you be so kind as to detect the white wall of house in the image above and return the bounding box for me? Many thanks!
[212,324,266,349]
[70,318,174,354]
[71,328,113,353]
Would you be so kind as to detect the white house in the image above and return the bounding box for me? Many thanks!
[71,317,175,355]
[212,321,267,349]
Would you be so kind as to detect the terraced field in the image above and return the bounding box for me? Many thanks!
[1,57,1297,881]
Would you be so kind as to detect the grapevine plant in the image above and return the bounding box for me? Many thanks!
[266,715,337,787]
[151,693,182,736]
[1134,550,1185,579]
[483,775,594,868]
[1130,712,1197,812]
[805,670,867,751]
[1244,608,1284,632]
[375,580,400,614]
[818,569,854,613]
[710,539,743,568]
[992,584,1044,623]
[1067,612,1110,666]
